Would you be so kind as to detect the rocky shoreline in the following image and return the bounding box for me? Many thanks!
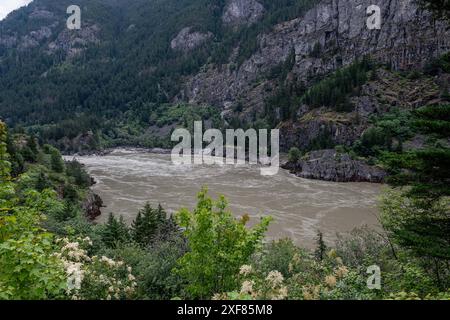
[282,149,387,183]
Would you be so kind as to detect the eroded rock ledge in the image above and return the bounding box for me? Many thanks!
[282,149,387,183]
[83,190,104,221]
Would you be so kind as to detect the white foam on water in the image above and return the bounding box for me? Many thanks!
[74,151,382,247]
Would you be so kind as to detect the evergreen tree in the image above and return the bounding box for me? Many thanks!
[0,121,11,182]
[101,213,130,248]
[384,105,450,200]
[50,148,64,173]
[381,104,450,261]
[65,160,92,187]
[26,135,38,155]
[19,145,37,163]
[35,171,51,192]
[6,133,24,177]
[131,203,167,246]
[314,230,327,261]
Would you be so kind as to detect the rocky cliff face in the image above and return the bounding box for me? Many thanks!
[181,0,449,112]
[170,27,213,52]
[280,68,448,151]
[0,5,99,58]
[222,0,265,28]
[82,190,104,221]
[47,24,100,58]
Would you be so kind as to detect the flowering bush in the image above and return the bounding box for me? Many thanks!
[56,237,137,300]
[285,248,374,300]
[214,265,288,300]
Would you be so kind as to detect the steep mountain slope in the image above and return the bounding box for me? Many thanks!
[0,0,449,155]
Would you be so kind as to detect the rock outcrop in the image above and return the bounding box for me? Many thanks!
[283,149,387,182]
[47,24,100,58]
[82,191,104,221]
[19,26,53,50]
[0,6,99,58]
[222,0,265,28]
[170,27,213,52]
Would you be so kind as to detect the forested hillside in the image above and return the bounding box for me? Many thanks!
[2,0,447,156]
[0,0,320,151]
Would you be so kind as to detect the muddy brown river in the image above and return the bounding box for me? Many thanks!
[69,149,382,247]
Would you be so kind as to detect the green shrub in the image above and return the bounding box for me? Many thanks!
[288,147,302,163]
[174,188,272,299]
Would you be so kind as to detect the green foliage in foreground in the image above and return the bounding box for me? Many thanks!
[1,121,450,300]
[174,188,272,299]
[380,104,450,273]
[0,123,67,299]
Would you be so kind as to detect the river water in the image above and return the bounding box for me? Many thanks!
[69,149,382,247]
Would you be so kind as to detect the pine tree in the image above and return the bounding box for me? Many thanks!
[0,121,11,182]
[384,105,450,200]
[35,171,51,191]
[50,148,64,173]
[314,230,327,261]
[101,213,130,248]
[131,203,167,246]
[382,104,450,262]
[6,132,24,177]
[26,135,38,155]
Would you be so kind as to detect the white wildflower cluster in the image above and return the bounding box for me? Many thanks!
[239,265,253,276]
[89,255,137,300]
[265,271,284,288]
[300,251,350,300]
[54,237,92,299]
[55,236,137,300]
[264,271,287,300]
[240,280,254,295]
[225,266,288,300]
[302,285,321,300]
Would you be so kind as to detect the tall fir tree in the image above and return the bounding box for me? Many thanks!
[314,230,327,261]
[101,213,130,248]
[50,148,64,173]
[131,203,169,246]
[381,104,450,262]
[0,121,11,182]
